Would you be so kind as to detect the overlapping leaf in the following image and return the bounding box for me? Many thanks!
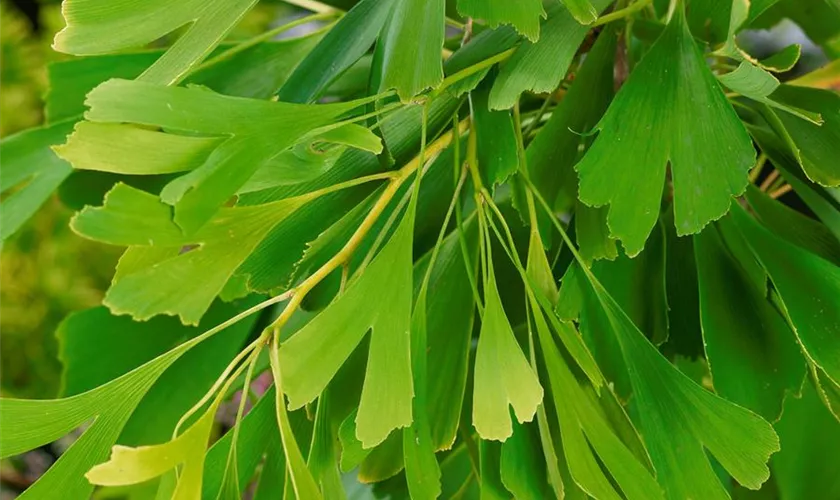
[694,219,806,421]
[57,79,377,234]
[71,183,306,324]
[54,0,258,85]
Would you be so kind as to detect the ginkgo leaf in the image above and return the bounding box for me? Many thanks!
[694,219,806,421]
[379,0,445,100]
[489,0,612,110]
[278,205,415,448]
[473,259,543,441]
[0,120,75,242]
[581,270,779,498]
[54,0,258,85]
[57,78,376,233]
[500,420,548,499]
[457,0,546,42]
[731,204,840,387]
[575,4,755,255]
[72,183,307,324]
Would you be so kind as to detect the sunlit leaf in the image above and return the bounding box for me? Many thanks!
[472,256,543,441]
[54,0,258,85]
[279,205,415,448]
[72,184,305,324]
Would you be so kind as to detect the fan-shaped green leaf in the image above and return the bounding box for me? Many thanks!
[575,5,755,255]
[72,184,306,324]
[473,259,543,441]
[582,272,779,498]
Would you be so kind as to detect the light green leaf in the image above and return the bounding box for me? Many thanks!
[489,0,612,110]
[72,183,306,324]
[581,272,779,498]
[473,260,543,441]
[533,299,663,500]
[48,34,325,123]
[57,78,374,233]
[694,220,806,421]
[279,0,394,103]
[54,0,258,85]
[239,124,383,193]
[86,400,217,500]
[278,207,415,448]
[56,121,222,175]
[0,120,75,242]
[379,0,445,100]
[457,0,546,42]
[575,5,755,255]
[731,204,840,388]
